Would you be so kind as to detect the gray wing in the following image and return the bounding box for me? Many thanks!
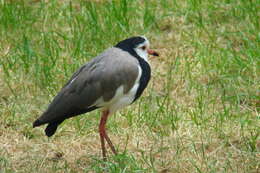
[36,47,139,124]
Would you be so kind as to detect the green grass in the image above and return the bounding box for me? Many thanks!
[0,0,259,172]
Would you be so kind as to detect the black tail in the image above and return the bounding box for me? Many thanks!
[45,121,61,137]
[33,118,63,137]
[33,119,44,128]
[32,106,98,137]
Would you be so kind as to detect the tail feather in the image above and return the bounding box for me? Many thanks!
[33,117,64,137]
[45,122,60,137]
[32,106,99,137]
[33,119,44,128]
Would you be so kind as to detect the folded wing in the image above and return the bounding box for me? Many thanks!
[33,48,139,128]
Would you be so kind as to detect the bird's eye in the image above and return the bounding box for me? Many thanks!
[141,46,146,50]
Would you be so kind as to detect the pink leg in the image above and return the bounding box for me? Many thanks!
[99,110,117,160]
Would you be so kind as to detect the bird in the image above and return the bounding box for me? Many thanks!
[33,36,159,159]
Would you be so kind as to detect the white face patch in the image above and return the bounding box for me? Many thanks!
[134,36,150,62]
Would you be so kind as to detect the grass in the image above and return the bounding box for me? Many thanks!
[0,0,259,172]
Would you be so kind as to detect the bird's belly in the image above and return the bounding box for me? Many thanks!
[109,83,139,113]
[93,83,139,113]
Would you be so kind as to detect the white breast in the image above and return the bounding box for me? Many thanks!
[92,66,142,113]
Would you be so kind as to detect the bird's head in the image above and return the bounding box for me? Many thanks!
[115,36,159,61]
